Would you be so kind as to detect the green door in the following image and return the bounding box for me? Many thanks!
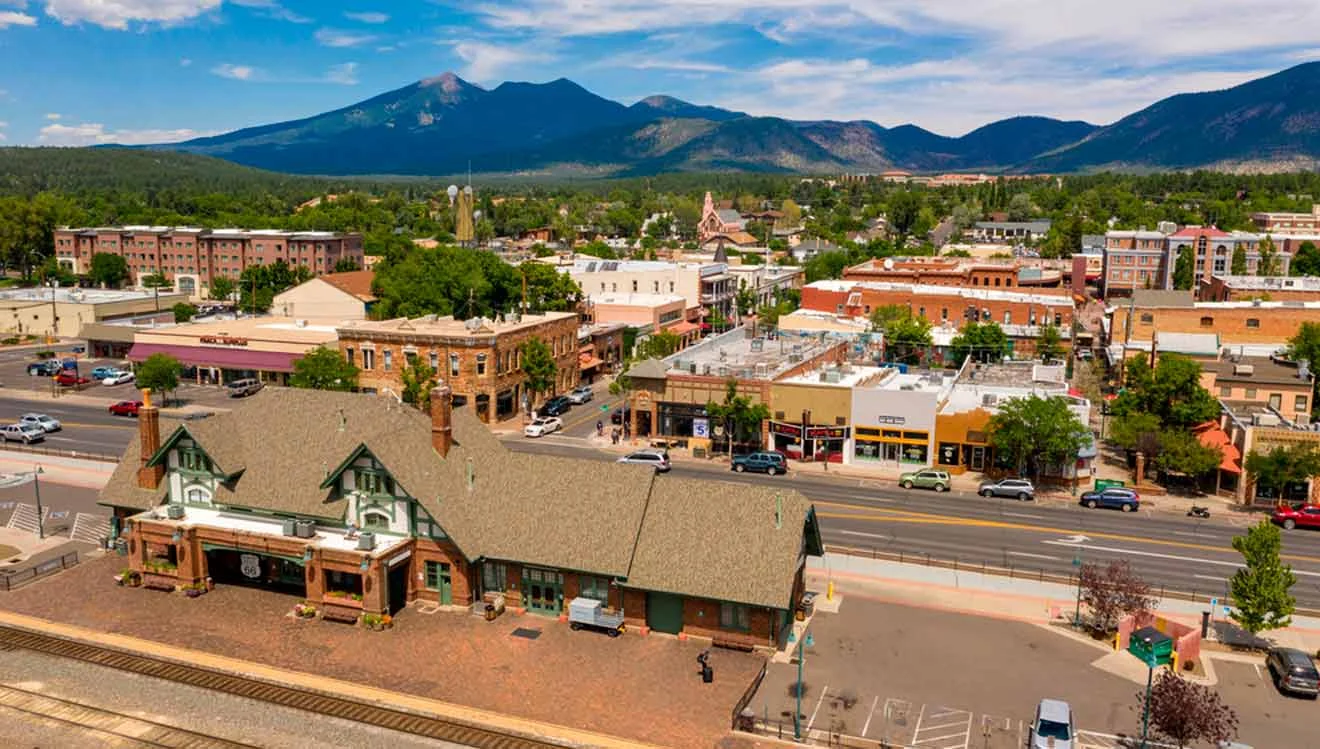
[521,567,563,615]
[646,592,684,634]
[427,561,453,605]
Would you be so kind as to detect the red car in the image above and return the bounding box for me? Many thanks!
[1272,504,1320,530]
[54,372,91,387]
[108,400,143,417]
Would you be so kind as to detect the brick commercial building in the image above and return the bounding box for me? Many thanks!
[843,257,1046,289]
[337,312,580,422]
[99,388,821,649]
[1197,275,1320,302]
[1102,227,1174,296]
[1252,204,1320,234]
[1110,290,1320,351]
[1201,357,1314,425]
[53,226,364,295]
[802,280,1074,331]
[1102,224,1294,297]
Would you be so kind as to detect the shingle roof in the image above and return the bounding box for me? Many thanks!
[100,389,814,609]
[626,479,817,610]
[625,358,670,380]
[321,270,377,302]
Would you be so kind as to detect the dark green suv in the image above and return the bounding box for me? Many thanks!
[731,452,788,476]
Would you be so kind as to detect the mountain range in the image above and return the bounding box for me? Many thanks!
[152,62,1320,177]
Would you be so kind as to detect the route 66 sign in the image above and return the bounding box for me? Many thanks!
[239,553,261,579]
[692,418,709,438]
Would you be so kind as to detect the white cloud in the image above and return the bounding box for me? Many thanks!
[212,62,256,80]
[315,27,377,47]
[43,0,222,29]
[0,10,36,27]
[44,112,60,120]
[38,121,219,146]
[344,11,387,24]
[229,0,309,24]
[630,59,732,73]
[179,57,192,66]
[322,62,358,85]
[450,40,553,83]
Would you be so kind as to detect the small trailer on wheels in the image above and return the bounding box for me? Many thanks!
[567,597,625,637]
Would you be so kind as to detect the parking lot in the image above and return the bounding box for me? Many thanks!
[0,345,243,410]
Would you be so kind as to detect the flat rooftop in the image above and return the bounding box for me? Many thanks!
[957,361,1070,389]
[140,315,341,344]
[61,226,352,239]
[338,312,577,340]
[781,364,890,389]
[588,292,685,307]
[0,287,185,305]
[139,505,408,555]
[808,279,1073,305]
[1203,357,1311,387]
[1208,275,1320,291]
[665,327,838,380]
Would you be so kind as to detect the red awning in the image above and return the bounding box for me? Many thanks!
[128,343,302,373]
[578,353,603,370]
[1194,423,1242,474]
[668,321,701,335]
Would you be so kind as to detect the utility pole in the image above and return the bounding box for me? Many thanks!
[521,268,528,315]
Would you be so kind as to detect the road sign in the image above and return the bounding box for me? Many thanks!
[1210,597,1218,609]
[692,418,709,439]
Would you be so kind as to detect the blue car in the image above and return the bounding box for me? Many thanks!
[91,366,116,380]
[1079,488,1141,512]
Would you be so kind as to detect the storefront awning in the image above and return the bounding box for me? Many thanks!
[579,353,603,371]
[1195,422,1242,474]
[667,321,701,335]
[128,343,302,373]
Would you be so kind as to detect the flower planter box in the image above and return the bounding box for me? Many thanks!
[321,600,363,624]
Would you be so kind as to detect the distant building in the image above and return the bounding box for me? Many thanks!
[271,270,376,321]
[0,286,188,339]
[1198,275,1320,303]
[1102,227,1174,296]
[1252,204,1320,234]
[697,192,746,243]
[843,256,1064,289]
[53,226,364,296]
[966,220,1051,244]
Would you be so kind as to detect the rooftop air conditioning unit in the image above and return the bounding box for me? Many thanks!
[294,519,317,538]
[1254,413,1281,427]
[282,518,297,537]
[166,504,185,520]
[1234,364,1255,376]
[982,394,999,406]
[356,532,376,551]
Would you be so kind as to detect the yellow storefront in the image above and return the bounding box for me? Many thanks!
[933,408,995,475]
[853,425,932,466]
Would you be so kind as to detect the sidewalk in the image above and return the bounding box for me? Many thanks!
[812,552,1320,658]
[0,608,663,749]
[0,450,114,489]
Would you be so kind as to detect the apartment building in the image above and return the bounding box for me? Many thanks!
[1170,226,1291,285]
[558,258,736,321]
[336,312,580,422]
[53,226,364,294]
[1251,204,1320,234]
[1102,227,1173,296]
[1102,224,1293,296]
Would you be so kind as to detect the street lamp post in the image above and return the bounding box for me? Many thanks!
[793,629,815,740]
[1072,553,1083,626]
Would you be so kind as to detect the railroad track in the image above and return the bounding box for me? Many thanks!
[0,682,258,748]
[0,626,568,749]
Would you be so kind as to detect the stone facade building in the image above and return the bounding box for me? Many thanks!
[337,312,580,422]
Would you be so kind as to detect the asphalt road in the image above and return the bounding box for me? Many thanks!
[13,394,1320,609]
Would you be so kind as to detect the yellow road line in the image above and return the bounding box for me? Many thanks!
[816,506,1320,565]
[57,421,134,430]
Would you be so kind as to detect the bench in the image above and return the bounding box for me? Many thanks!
[713,636,756,652]
[141,573,177,592]
[321,604,362,624]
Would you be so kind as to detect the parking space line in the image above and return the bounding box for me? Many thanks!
[860,695,879,736]
[912,705,972,748]
[805,684,829,734]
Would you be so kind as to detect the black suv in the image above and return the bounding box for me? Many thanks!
[1267,647,1320,697]
[539,395,572,417]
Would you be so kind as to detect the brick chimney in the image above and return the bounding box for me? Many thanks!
[137,388,164,489]
[430,384,453,458]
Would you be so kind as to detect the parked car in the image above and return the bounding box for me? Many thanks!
[617,450,671,473]
[91,366,116,380]
[102,370,135,386]
[18,413,61,432]
[539,395,572,417]
[899,469,950,492]
[1079,487,1141,512]
[108,400,143,417]
[1,423,46,444]
[54,372,91,387]
[70,345,85,354]
[978,478,1035,501]
[1029,699,1074,749]
[26,361,59,376]
[523,416,563,438]
[1272,503,1320,530]
[1266,647,1320,697]
[567,385,594,405]
[226,378,264,398]
[732,452,788,476]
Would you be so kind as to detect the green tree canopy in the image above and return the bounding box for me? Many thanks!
[1109,411,1163,454]
[1286,322,1320,416]
[1172,246,1194,290]
[172,303,197,323]
[137,353,181,401]
[1036,323,1064,363]
[1231,244,1247,275]
[705,379,771,454]
[290,346,358,391]
[208,275,235,302]
[1153,429,1222,478]
[399,359,437,409]
[1230,520,1297,636]
[1291,240,1320,277]
[238,259,312,313]
[1113,353,1219,428]
[88,252,129,288]
[987,394,1090,481]
[332,257,360,273]
[1244,443,1320,496]
[519,337,558,404]
[950,321,1009,365]
[1258,235,1281,276]
[634,331,681,360]
[373,245,580,319]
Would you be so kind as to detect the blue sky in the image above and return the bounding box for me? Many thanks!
[2,0,1317,146]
